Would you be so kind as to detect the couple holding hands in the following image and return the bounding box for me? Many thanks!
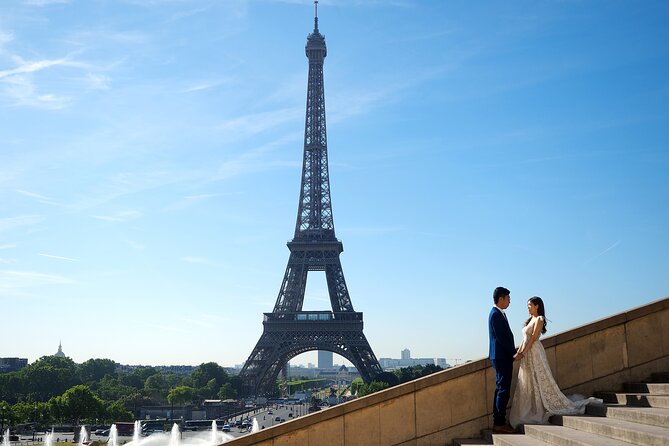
[488,286,600,434]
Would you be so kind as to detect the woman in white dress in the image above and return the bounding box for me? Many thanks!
[509,296,601,428]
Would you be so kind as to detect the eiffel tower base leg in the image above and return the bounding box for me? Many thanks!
[239,313,382,397]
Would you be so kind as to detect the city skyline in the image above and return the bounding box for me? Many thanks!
[1,1,668,368]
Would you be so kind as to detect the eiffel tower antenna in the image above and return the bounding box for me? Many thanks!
[239,4,382,396]
[314,1,319,30]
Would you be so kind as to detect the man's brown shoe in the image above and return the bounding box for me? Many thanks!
[493,424,515,434]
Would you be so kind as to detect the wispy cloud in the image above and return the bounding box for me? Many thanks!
[583,240,622,265]
[74,169,200,211]
[17,189,60,206]
[210,135,301,183]
[91,210,143,222]
[0,57,82,79]
[0,215,45,232]
[38,253,79,261]
[183,79,229,93]
[0,31,14,47]
[1,75,71,109]
[0,42,106,108]
[82,72,111,90]
[0,270,73,297]
[0,244,17,250]
[216,107,302,140]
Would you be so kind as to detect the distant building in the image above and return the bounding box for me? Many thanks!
[54,341,66,357]
[287,363,360,381]
[116,364,196,375]
[318,350,333,369]
[0,357,28,373]
[137,404,194,421]
[378,349,450,371]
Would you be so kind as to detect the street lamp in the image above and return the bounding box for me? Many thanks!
[33,403,37,441]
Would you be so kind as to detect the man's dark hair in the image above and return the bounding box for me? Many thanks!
[493,286,510,304]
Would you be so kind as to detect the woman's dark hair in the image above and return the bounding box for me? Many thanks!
[525,296,547,334]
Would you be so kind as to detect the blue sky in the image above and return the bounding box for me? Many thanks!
[1,0,667,369]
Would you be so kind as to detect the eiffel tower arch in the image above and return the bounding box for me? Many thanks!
[239,2,383,397]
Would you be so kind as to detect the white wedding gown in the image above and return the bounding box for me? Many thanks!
[509,316,602,428]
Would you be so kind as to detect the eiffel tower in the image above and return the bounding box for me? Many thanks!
[239,2,383,397]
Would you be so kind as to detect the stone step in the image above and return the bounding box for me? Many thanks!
[624,382,669,394]
[453,439,492,446]
[492,433,552,446]
[523,424,639,446]
[592,405,669,429]
[562,414,669,445]
[595,391,669,408]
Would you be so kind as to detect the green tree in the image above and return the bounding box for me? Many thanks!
[357,380,389,397]
[0,401,16,430]
[104,400,133,423]
[167,386,197,406]
[120,367,157,389]
[0,373,23,404]
[78,359,117,386]
[47,395,66,424]
[21,356,80,401]
[11,401,52,427]
[198,378,219,400]
[61,385,104,424]
[217,383,237,400]
[350,378,364,396]
[191,363,228,388]
[96,376,137,402]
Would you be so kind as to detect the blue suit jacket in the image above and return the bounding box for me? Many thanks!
[488,307,515,362]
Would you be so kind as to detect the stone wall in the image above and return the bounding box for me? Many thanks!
[225,296,669,446]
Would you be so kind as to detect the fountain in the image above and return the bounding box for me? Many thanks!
[133,420,142,444]
[78,426,89,446]
[109,420,237,446]
[167,423,179,446]
[3,429,10,446]
[251,418,260,433]
[43,429,54,446]
[209,421,217,445]
[108,424,118,446]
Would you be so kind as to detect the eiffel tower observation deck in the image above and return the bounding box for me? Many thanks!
[239,1,383,397]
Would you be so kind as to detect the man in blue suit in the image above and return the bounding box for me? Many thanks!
[488,286,522,433]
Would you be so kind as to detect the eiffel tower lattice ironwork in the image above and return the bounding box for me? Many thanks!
[239,3,383,396]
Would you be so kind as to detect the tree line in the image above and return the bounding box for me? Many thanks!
[0,356,241,427]
[0,356,444,428]
[350,364,444,397]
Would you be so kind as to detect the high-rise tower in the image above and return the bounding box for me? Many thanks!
[239,2,382,396]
